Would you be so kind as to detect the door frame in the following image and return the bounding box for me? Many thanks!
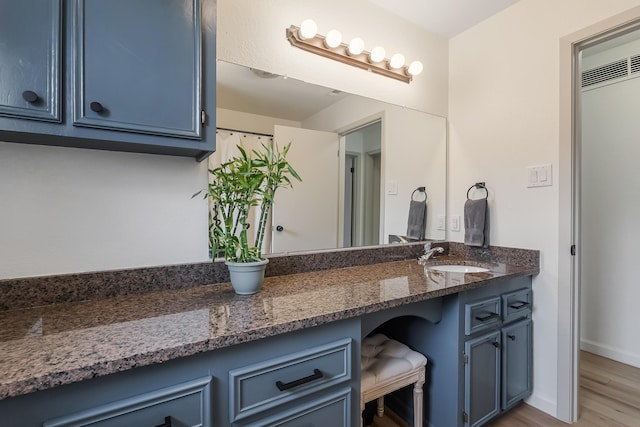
[558,6,640,422]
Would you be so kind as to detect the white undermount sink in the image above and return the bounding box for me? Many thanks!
[428,265,490,273]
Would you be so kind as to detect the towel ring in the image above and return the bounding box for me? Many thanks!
[467,182,488,200]
[411,186,427,202]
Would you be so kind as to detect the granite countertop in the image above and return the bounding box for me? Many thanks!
[0,254,538,401]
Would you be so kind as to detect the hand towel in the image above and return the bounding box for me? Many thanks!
[464,198,490,247]
[406,200,427,240]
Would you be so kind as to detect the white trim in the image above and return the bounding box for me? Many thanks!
[559,6,640,423]
[525,392,557,418]
[581,340,640,369]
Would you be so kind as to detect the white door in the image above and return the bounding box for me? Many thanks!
[272,125,340,253]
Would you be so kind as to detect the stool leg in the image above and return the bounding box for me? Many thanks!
[361,397,365,427]
[413,369,426,427]
[376,396,385,418]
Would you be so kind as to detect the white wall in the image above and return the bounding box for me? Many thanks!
[581,72,640,368]
[217,0,449,117]
[216,108,301,135]
[448,0,640,417]
[0,142,209,279]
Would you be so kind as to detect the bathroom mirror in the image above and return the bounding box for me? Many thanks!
[216,61,447,254]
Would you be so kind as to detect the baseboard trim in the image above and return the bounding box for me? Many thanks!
[525,392,557,418]
[581,339,640,369]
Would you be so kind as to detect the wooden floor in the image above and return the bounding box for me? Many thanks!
[370,351,640,427]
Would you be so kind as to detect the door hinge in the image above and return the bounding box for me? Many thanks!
[462,411,468,423]
[570,244,576,256]
[201,110,207,125]
[463,354,468,364]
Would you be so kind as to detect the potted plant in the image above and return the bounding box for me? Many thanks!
[201,142,301,294]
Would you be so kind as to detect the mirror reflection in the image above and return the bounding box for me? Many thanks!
[215,61,447,255]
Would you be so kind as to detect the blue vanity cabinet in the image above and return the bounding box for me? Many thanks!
[0,0,62,122]
[0,317,360,427]
[72,0,202,140]
[464,330,501,427]
[462,280,533,427]
[0,0,216,161]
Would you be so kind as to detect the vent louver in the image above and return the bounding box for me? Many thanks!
[631,55,640,74]
[581,59,628,87]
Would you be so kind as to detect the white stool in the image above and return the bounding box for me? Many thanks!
[361,334,427,427]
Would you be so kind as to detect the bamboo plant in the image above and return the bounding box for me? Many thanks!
[202,142,301,263]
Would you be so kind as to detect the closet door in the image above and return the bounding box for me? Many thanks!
[0,0,61,122]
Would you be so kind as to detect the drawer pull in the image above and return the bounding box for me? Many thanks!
[276,368,323,391]
[509,301,530,310]
[475,312,499,322]
[155,416,173,427]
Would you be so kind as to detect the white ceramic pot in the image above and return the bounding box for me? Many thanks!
[225,259,269,295]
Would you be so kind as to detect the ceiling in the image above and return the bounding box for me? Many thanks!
[368,0,521,38]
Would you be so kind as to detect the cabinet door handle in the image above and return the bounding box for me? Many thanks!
[509,301,530,310]
[276,368,323,391]
[492,341,500,348]
[90,101,104,113]
[154,416,172,427]
[22,90,39,103]
[507,334,516,341]
[475,312,498,322]
[276,225,284,232]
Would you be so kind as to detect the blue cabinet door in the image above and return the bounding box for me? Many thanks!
[502,319,532,409]
[71,0,202,139]
[0,0,61,122]
[464,331,501,427]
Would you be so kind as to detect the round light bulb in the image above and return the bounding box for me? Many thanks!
[408,60,424,76]
[389,53,405,69]
[299,19,317,40]
[347,37,365,56]
[324,29,342,48]
[369,46,386,63]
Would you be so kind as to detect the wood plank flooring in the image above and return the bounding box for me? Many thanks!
[370,351,640,427]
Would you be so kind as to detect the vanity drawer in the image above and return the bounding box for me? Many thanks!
[43,376,211,427]
[229,338,352,422]
[240,388,352,427]
[502,288,532,324]
[465,296,501,335]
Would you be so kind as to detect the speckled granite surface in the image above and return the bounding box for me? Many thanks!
[0,244,538,401]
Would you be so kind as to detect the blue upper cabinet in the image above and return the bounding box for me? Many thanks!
[0,0,62,122]
[72,0,202,139]
[0,0,216,161]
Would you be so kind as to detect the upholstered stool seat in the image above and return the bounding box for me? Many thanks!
[361,334,427,427]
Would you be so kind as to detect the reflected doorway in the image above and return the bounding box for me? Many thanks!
[343,121,382,248]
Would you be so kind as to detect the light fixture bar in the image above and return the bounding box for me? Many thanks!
[286,25,412,84]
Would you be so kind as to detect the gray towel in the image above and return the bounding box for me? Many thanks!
[406,200,427,240]
[464,198,489,247]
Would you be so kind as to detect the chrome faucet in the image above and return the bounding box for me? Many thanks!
[418,243,444,263]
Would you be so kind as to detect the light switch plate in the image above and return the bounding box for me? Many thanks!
[385,180,398,195]
[450,215,461,232]
[437,215,446,231]
[527,164,552,188]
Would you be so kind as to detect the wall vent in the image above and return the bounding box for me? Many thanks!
[630,55,640,74]
[581,59,628,88]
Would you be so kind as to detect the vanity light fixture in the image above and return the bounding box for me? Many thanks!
[286,20,423,83]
